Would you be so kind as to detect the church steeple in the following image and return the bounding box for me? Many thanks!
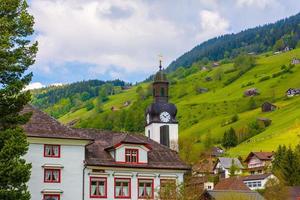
[145,59,179,151]
[153,60,169,103]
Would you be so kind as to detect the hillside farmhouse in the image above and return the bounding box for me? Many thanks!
[286,88,300,97]
[261,102,277,112]
[22,66,190,200]
[291,58,300,65]
[244,88,259,96]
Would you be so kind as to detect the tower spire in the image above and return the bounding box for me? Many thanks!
[158,54,163,71]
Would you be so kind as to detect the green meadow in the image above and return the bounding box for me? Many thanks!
[56,48,300,161]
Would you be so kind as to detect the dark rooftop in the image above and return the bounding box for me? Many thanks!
[22,105,190,171]
[214,177,250,191]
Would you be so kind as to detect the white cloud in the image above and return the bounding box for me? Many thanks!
[236,0,277,9]
[27,0,299,83]
[196,10,230,41]
[24,82,45,91]
[30,0,186,77]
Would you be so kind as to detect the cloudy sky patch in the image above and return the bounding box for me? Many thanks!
[28,0,300,85]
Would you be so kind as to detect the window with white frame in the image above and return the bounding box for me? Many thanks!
[138,179,153,199]
[125,149,138,163]
[90,177,107,198]
[115,178,131,198]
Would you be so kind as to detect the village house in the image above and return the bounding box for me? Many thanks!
[244,88,259,97]
[22,66,190,200]
[200,177,264,200]
[291,58,300,65]
[288,186,300,200]
[210,146,224,157]
[212,62,220,67]
[213,157,243,178]
[286,88,300,97]
[261,102,277,112]
[242,173,276,190]
[122,100,131,107]
[244,152,273,174]
[193,157,215,177]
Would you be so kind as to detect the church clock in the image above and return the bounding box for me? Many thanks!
[160,111,171,123]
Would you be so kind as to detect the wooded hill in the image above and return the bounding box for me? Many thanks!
[31,13,300,163]
[167,12,300,72]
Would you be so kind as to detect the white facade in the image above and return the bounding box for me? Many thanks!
[25,137,187,200]
[84,167,185,200]
[214,162,242,179]
[112,144,150,163]
[145,123,178,151]
[243,174,277,190]
[24,137,89,200]
[204,182,214,191]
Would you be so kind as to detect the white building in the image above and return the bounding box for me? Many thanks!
[243,173,277,190]
[213,157,243,179]
[23,66,190,200]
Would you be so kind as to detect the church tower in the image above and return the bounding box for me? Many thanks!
[145,61,178,151]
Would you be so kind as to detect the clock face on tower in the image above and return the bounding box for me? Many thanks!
[160,111,171,123]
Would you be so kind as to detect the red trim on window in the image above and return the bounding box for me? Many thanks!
[125,148,139,163]
[44,144,61,158]
[114,178,131,199]
[138,178,154,199]
[44,169,61,183]
[89,176,107,198]
[43,194,60,200]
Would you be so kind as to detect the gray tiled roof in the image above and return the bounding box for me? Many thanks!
[22,105,190,171]
[218,157,243,169]
[21,105,91,140]
[75,128,191,170]
[208,190,264,200]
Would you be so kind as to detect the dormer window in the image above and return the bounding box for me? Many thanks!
[44,144,60,158]
[125,149,138,163]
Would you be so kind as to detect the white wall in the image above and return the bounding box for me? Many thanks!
[145,123,178,151]
[115,144,149,163]
[84,167,185,200]
[244,175,276,190]
[24,138,87,200]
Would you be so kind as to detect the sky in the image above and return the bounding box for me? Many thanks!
[26,0,300,89]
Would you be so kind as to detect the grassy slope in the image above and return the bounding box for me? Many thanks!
[58,48,300,160]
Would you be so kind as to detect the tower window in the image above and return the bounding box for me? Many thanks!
[160,125,169,147]
[160,87,165,96]
[148,130,151,138]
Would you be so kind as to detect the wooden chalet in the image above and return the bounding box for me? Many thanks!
[261,102,277,112]
[244,88,259,97]
[244,152,273,174]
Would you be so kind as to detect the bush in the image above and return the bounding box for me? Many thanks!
[224,68,237,74]
[86,101,94,111]
[259,76,271,82]
[231,114,239,123]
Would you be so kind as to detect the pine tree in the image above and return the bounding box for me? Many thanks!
[0,0,38,199]
[222,127,238,148]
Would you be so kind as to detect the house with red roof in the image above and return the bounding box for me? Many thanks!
[244,152,273,174]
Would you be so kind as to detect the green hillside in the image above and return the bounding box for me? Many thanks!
[32,48,300,163]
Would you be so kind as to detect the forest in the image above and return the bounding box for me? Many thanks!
[167,12,300,72]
